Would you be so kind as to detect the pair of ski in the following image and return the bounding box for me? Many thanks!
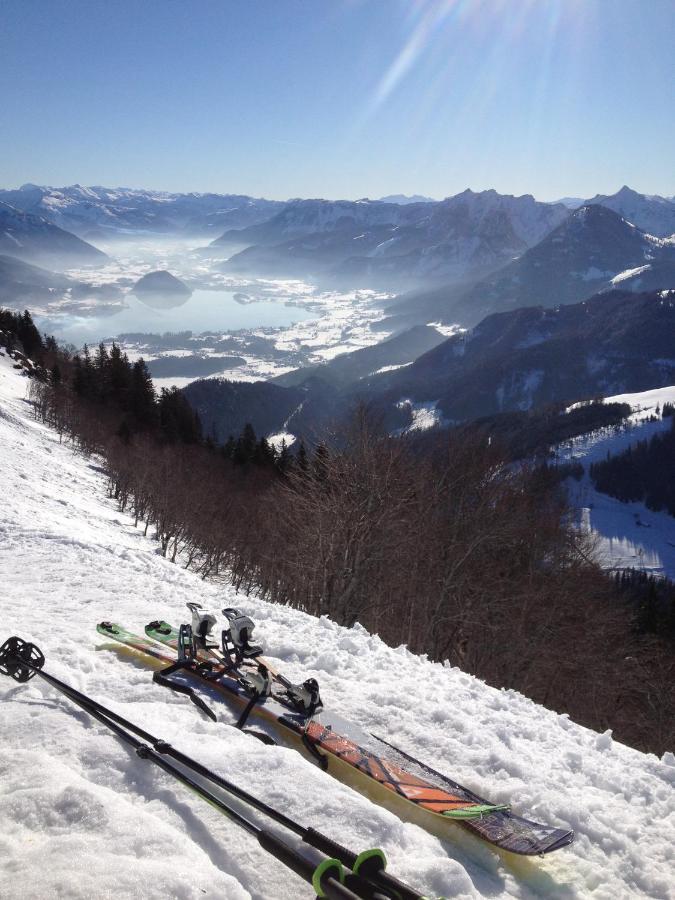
[96,618,574,857]
[0,635,422,900]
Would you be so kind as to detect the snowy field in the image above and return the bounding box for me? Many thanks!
[557,386,675,579]
[0,353,674,899]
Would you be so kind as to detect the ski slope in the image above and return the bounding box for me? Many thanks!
[0,352,674,900]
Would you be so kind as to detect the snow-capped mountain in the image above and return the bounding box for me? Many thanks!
[0,184,285,240]
[588,185,675,238]
[337,189,570,285]
[0,350,673,900]
[395,205,675,326]
[217,190,569,290]
[211,198,426,246]
[0,201,107,267]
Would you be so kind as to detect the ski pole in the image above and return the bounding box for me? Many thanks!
[0,637,383,900]
[0,636,428,900]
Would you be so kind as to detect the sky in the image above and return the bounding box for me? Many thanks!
[1,0,674,202]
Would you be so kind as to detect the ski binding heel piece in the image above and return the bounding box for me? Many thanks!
[0,636,45,682]
[186,602,218,646]
[221,608,263,666]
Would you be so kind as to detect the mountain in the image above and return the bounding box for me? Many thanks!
[550,197,585,209]
[182,379,306,443]
[391,205,675,326]
[0,184,285,239]
[272,324,448,389]
[331,190,569,287]
[211,198,424,247]
[0,202,107,268]
[216,190,569,291]
[0,254,71,306]
[378,194,436,204]
[200,288,675,440]
[363,288,675,426]
[181,326,449,440]
[589,186,675,238]
[0,254,122,315]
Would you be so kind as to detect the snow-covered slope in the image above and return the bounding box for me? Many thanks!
[0,353,674,899]
[557,385,675,579]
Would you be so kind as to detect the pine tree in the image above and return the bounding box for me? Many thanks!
[130,359,157,428]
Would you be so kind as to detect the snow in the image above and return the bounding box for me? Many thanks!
[267,431,296,451]
[1,354,675,899]
[371,362,413,375]
[426,322,465,339]
[396,399,447,432]
[610,264,651,285]
[557,386,675,578]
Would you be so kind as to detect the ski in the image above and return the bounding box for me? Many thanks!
[97,620,574,856]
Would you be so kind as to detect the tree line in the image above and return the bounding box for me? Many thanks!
[5,308,673,755]
[590,411,675,516]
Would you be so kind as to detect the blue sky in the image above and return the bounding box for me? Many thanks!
[1,0,673,201]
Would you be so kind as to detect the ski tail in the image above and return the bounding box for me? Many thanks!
[370,734,574,855]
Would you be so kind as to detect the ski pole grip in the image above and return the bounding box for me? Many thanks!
[304,827,358,868]
[256,830,344,897]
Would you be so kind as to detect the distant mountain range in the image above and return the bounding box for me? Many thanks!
[1,181,674,335]
[585,186,675,238]
[214,190,570,290]
[210,186,674,294]
[391,204,675,326]
[183,289,675,442]
[0,184,284,240]
[378,194,436,204]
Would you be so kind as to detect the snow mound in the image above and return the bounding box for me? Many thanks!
[0,354,674,899]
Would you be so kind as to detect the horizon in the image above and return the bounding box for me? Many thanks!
[3,181,673,207]
[2,0,674,201]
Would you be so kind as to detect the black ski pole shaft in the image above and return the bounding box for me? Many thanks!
[61,673,422,900]
[5,649,424,899]
[0,641,367,900]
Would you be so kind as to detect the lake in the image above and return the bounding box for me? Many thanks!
[39,288,317,347]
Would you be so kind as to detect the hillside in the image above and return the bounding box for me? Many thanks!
[1,350,673,898]
[0,201,107,267]
[204,289,675,441]
[366,289,675,427]
[554,385,675,579]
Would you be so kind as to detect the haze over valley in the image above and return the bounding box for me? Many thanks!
[2,182,674,393]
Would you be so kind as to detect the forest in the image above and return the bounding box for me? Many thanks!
[590,409,675,516]
[3,309,674,755]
